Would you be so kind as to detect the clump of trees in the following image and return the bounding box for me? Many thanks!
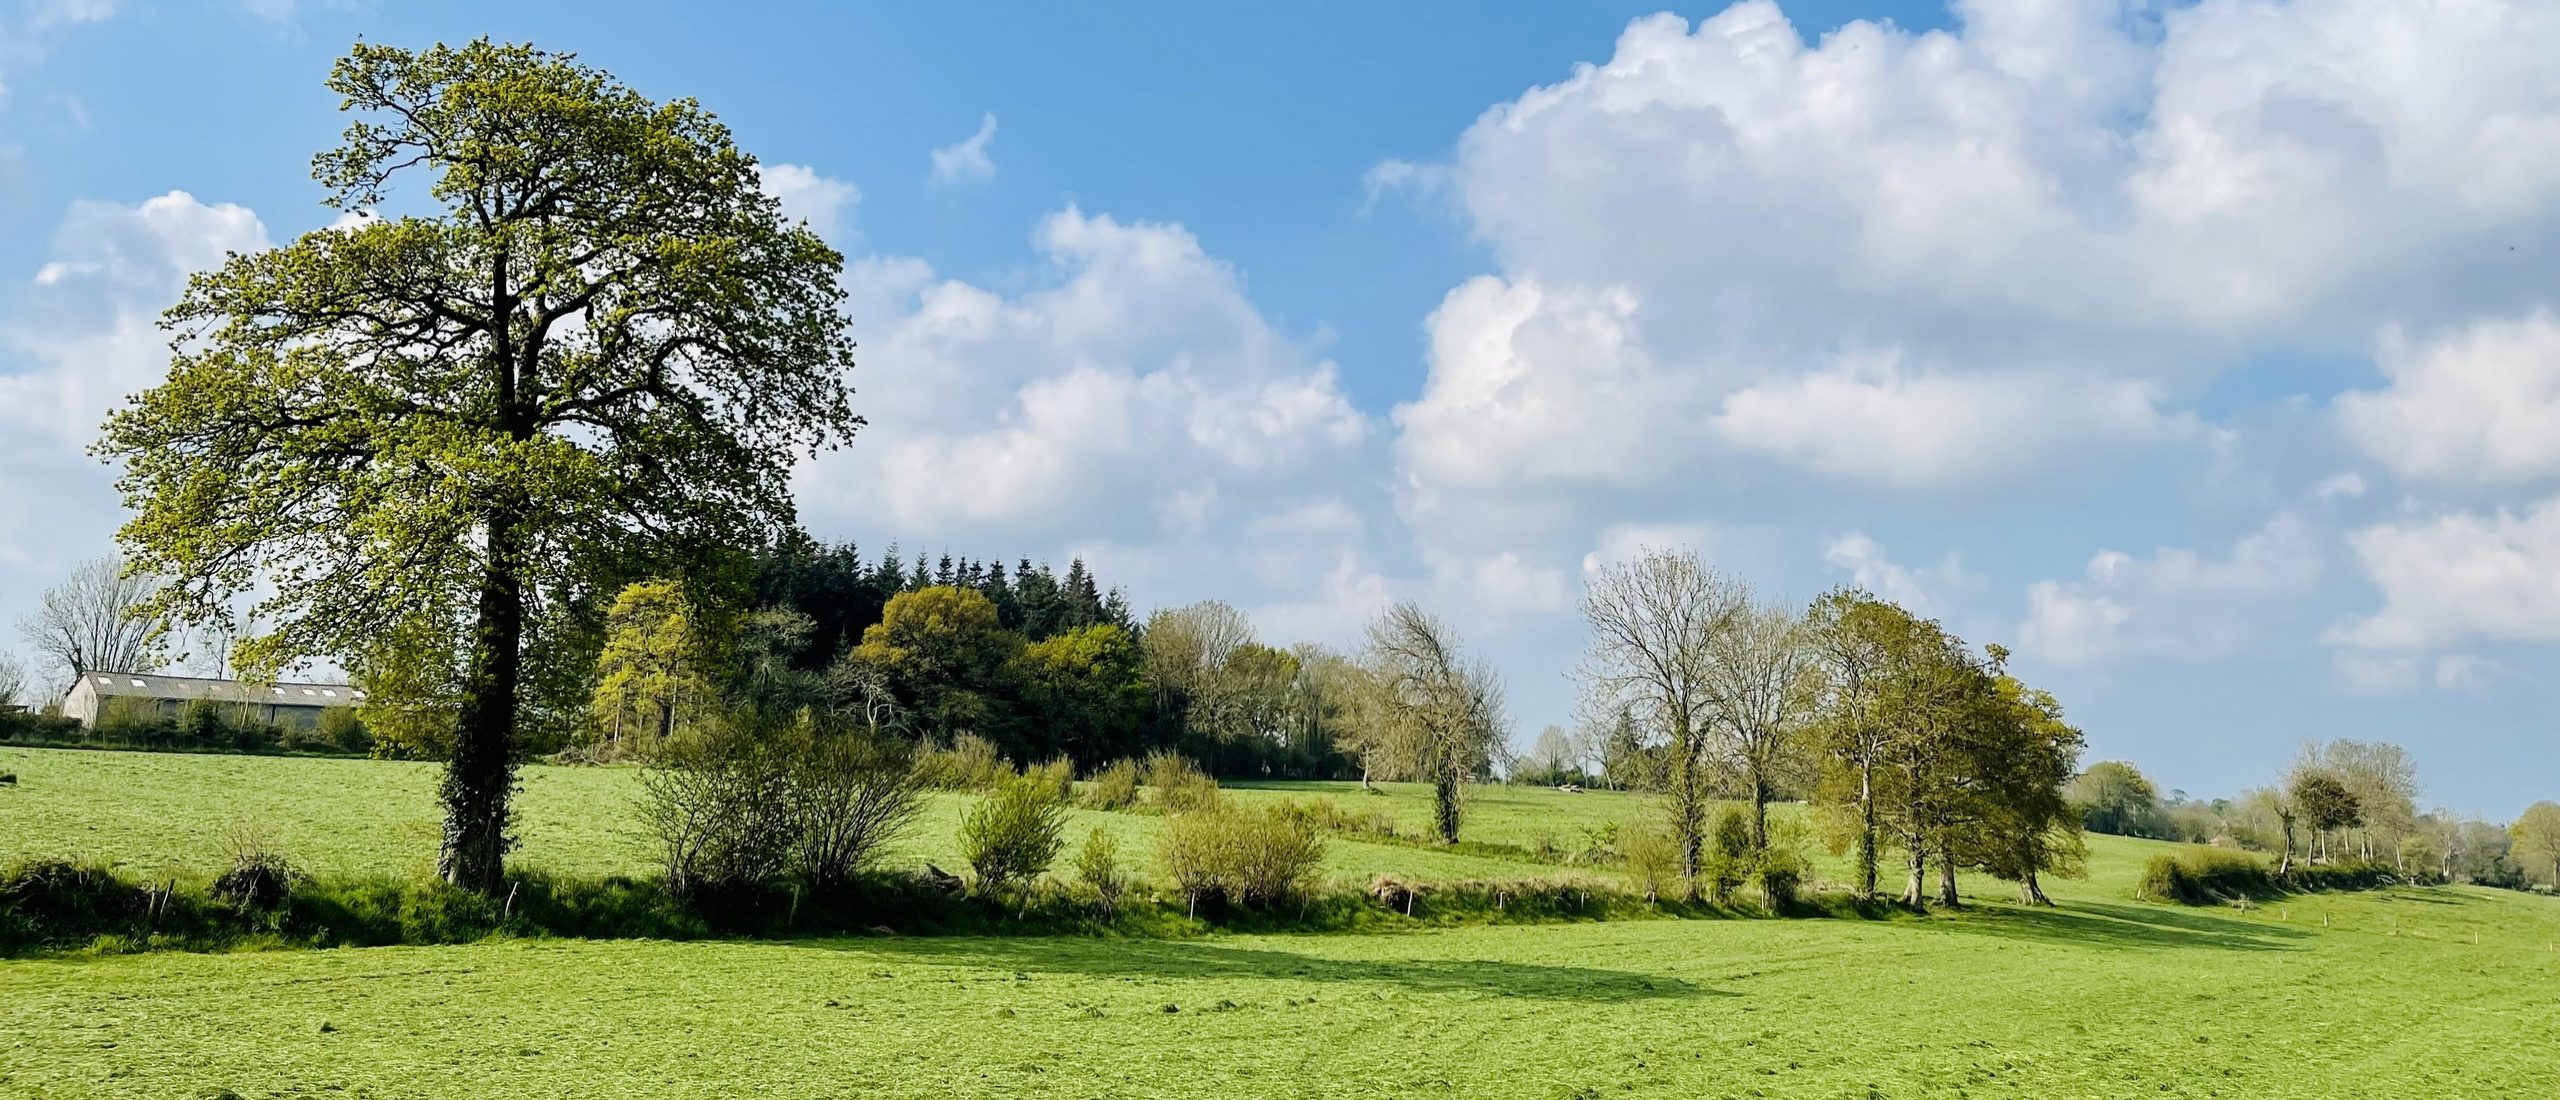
[1579,547,2087,908]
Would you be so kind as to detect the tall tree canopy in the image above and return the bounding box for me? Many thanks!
[95,40,860,891]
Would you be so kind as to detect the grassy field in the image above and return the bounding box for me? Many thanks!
[0,748,1632,887]
[5,747,2559,1098]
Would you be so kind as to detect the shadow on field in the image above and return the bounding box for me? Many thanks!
[824,937,1724,1002]
[1941,901,2312,952]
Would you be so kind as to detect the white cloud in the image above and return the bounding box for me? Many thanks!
[1715,363,2198,489]
[1822,533,1974,618]
[1391,0,2560,520]
[756,163,859,241]
[2311,471,2369,502]
[2334,314,2560,487]
[795,206,1378,619]
[2331,499,2560,650]
[2332,651,2421,697]
[2018,514,2321,667]
[0,190,268,628]
[929,112,998,186]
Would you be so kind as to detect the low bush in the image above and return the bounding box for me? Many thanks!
[211,826,301,911]
[1141,751,1220,813]
[1702,808,1755,904]
[1081,758,1141,810]
[960,772,1069,893]
[1621,828,1681,904]
[1073,827,1126,914]
[917,733,1010,792]
[1157,802,1327,914]
[2285,860,2401,894]
[2138,847,2275,904]
[1028,755,1076,803]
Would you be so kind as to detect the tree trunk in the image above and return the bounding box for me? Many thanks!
[1670,726,1703,895]
[2019,869,2049,906]
[2277,820,2294,877]
[439,511,525,895]
[1432,767,1461,845]
[1855,760,1878,899]
[1901,841,1926,908]
[1934,840,1959,908]
[1748,771,1769,852]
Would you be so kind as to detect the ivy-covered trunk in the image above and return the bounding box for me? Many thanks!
[1432,766,1461,845]
[1856,763,1879,898]
[440,509,525,894]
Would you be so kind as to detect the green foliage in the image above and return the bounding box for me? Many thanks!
[1027,755,1076,803]
[1702,808,1755,904]
[2138,847,2275,904]
[851,587,1022,745]
[1621,827,1681,904]
[590,580,716,749]
[1156,802,1327,912]
[917,732,1010,792]
[1080,757,1142,811]
[1012,624,1149,767]
[1142,751,1220,813]
[959,773,1069,893]
[1072,827,1126,914]
[95,39,861,893]
[2069,760,2166,838]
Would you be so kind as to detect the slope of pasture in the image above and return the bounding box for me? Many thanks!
[5,884,2556,1098]
[0,748,1597,887]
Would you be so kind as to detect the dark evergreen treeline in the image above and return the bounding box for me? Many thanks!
[749,530,1134,669]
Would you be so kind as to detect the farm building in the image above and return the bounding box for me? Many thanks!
[60,672,365,730]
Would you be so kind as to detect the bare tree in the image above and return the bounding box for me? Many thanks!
[1578,547,1744,888]
[1141,599,1255,716]
[1365,601,1507,844]
[17,556,171,694]
[0,649,26,707]
[1702,595,1818,850]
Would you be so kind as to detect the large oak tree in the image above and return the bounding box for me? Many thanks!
[97,40,860,892]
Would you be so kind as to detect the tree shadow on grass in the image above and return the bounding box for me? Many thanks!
[809,936,1727,1002]
[1936,900,2313,953]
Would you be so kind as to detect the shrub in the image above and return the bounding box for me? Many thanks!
[961,773,1069,893]
[1073,827,1126,914]
[1158,802,1327,914]
[2286,860,2399,893]
[1702,808,1755,904]
[0,859,149,951]
[1141,751,1219,813]
[318,707,371,754]
[1622,828,1681,904]
[2138,846,2274,904]
[1082,758,1141,811]
[1577,821,1622,864]
[211,825,301,911]
[915,732,1010,792]
[790,723,926,891]
[637,714,801,897]
[1029,755,1076,803]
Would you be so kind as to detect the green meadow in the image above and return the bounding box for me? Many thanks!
[4,747,2558,1098]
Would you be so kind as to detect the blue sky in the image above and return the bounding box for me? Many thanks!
[2,0,2556,816]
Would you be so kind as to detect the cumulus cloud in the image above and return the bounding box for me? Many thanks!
[1822,533,1975,619]
[928,112,997,186]
[1391,0,2560,519]
[756,163,859,241]
[0,190,267,615]
[795,206,1380,618]
[2334,314,2560,487]
[2331,499,2560,650]
[2017,514,2321,667]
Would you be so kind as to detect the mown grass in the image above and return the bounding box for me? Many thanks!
[7,747,2558,1097]
[4,886,2555,1098]
[0,749,1592,887]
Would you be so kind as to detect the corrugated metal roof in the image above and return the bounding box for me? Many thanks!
[81,672,365,706]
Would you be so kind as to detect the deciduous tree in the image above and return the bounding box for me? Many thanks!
[1579,547,1742,890]
[17,556,171,695]
[1366,601,1507,844]
[97,41,860,891]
